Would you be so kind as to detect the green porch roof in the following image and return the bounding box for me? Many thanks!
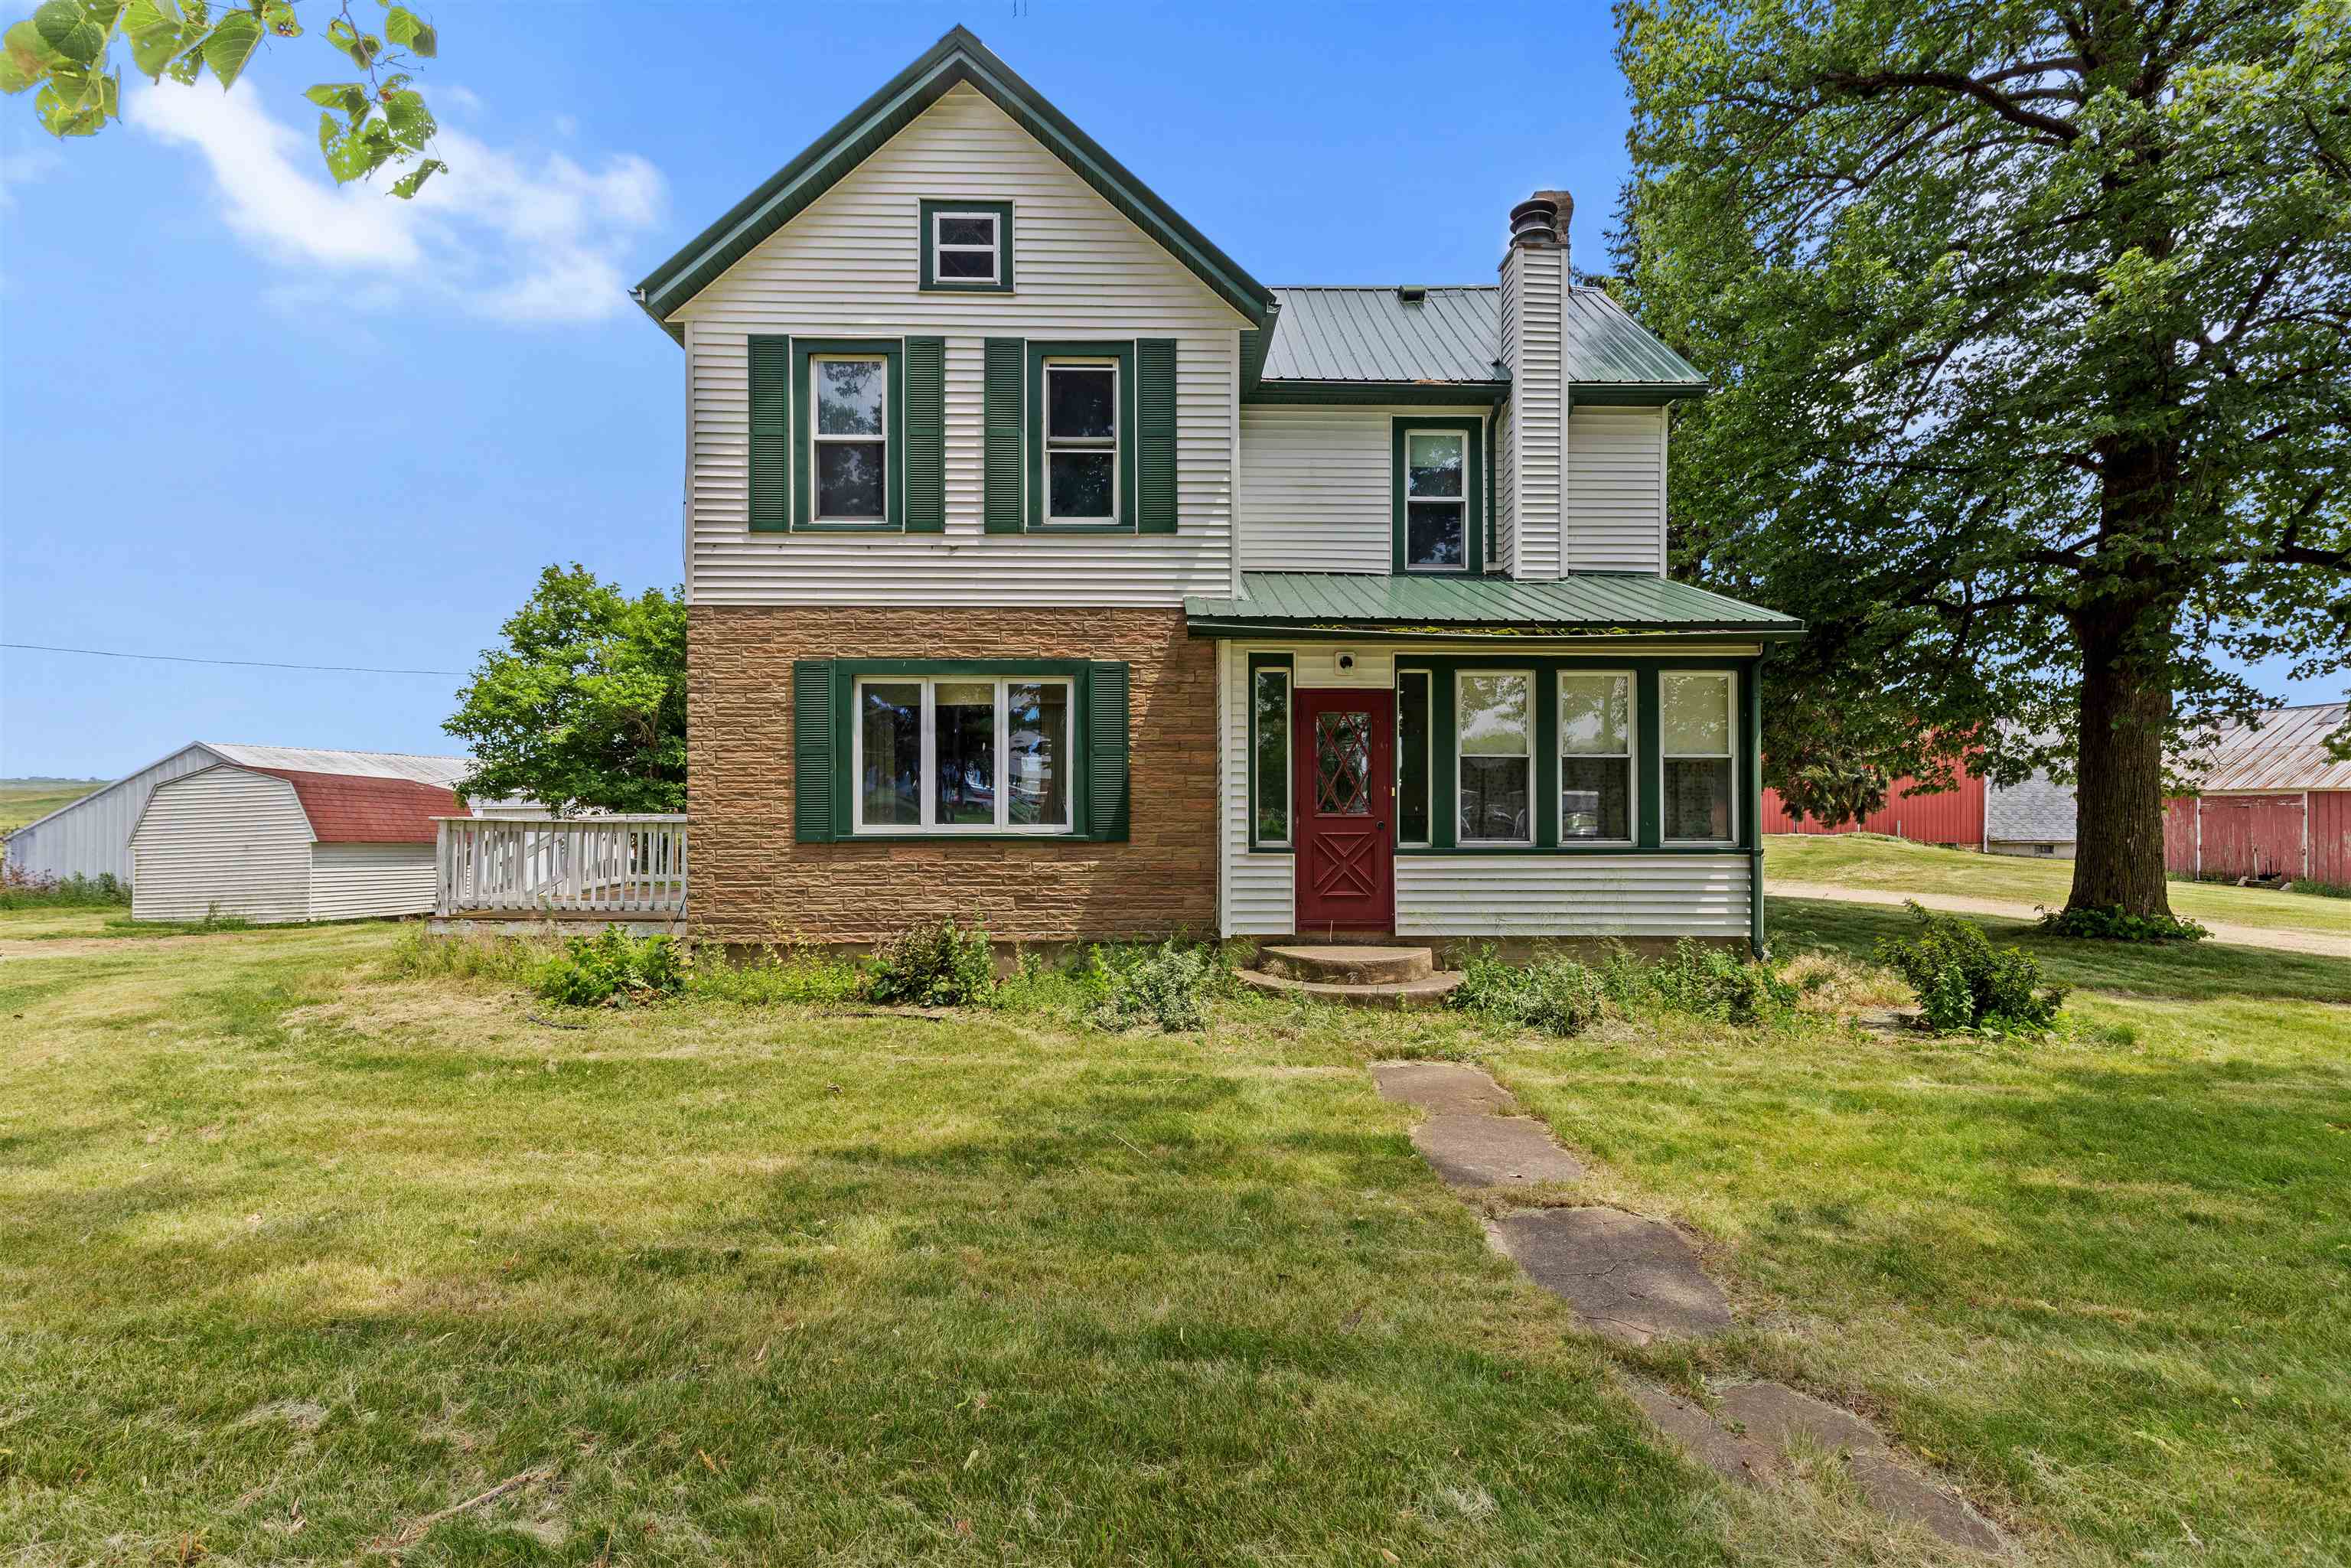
[1184,572,1803,639]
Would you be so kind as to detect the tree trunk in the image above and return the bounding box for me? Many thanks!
[2066,621,2177,918]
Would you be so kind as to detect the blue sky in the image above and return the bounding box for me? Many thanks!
[0,2,2331,778]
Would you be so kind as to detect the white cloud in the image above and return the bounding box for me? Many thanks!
[0,144,65,210]
[132,81,664,324]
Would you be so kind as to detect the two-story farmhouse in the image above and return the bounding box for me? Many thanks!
[633,27,1802,954]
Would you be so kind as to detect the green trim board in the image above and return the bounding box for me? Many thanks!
[793,658,1128,843]
[1386,653,1756,854]
[1185,572,1805,639]
[918,199,1015,292]
[634,27,1272,339]
[1026,341,1137,533]
[791,338,905,532]
[1391,417,1486,575]
[1245,653,1292,852]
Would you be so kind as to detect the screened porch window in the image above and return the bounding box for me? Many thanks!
[1559,671,1634,841]
[1456,671,1533,844]
[1661,671,1736,843]
[854,676,1072,833]
[812,354,888,523]
[1251,661,1290,846]
[1396,669,1431,846]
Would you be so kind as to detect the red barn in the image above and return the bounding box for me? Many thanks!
[2164,703,2351,888]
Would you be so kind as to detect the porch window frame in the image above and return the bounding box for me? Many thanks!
[1454,668,1536,847]
[1557,668,1638,846]
[918,198,1015,292]
[1659,669,1740,846]
[1247,653,1293,852]
[1394,667,1434,848]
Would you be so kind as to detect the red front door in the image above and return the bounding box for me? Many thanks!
[1293,689,1394,934]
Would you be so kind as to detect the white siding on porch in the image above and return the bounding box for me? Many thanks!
[677,83,1246,608]
[1394,855,1750,939]
[309,843,438,921]
[1565,405,1667,573]
[130,767,312,924]
[1220,641,1293,936]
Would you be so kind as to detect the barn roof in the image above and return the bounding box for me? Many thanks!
[206,744,474,787]
[247,769,461,843]
[2183,703,2351,791]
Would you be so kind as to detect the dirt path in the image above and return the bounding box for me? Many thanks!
[1769,880,2351,960]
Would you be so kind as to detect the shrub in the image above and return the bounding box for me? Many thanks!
[692,946,863,1006]
[1091,940,1221,1032]
[867,917,996,1007]
[1644,940,1800,1025]
[536,930,687,1007]
[1449,949,1607,1037]
[2036,905,2209,942]
[0,870,130,909]
[1877,902,2067,1032]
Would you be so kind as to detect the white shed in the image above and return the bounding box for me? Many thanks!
[129,758,465,923]
[5,743,476,888]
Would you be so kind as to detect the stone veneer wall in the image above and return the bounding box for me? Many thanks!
[688,605,1217,946]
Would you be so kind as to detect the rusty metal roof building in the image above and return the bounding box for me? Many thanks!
[2180,703,2351,791]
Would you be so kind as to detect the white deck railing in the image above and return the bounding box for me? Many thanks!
[434,814,688,918]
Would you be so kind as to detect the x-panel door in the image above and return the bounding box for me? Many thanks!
[1293,689,1394,934]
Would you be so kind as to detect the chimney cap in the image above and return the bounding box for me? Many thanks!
[1508,197,1560,249]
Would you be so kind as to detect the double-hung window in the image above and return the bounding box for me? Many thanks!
[1661,671,1736,843]
[1456,671,1533,844]
[1044,359,1118,524]
[853,676,1073,833]
[811,354,889,523]
[1404,429,1469,569]
[1559,672,1634,842]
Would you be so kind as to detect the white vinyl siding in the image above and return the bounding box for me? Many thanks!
[1,743,216,886]
[1236,404,1491,574]
[1220,641,1293,936]
[680,83,1244,607]
[1501,242,1564,581]
[1565,406,1667,572]
[1492,399,1515,576]
[1396,855,1751,939]
[130,767,313,924]
[308,843,439,921]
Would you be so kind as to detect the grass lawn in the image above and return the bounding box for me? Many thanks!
[0,778,105,836]
[1765,833,2351,938]
[4,903,2346,1565]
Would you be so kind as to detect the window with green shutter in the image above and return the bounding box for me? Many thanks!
[1018,340,1179,535]
[791,337,904,532]
[795,660,1132,843]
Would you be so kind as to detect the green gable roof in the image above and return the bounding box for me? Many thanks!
[1184,572,1802,639]
[632,26,1274,340]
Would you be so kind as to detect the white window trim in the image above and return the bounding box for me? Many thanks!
[1558,669,1637,846]
[850,676,1075,836]
[1042,357,1120,526]
[1252,663,1291,849]
[1455,669,1534,846]
[1403,427,1471,573]
[1660,670,1739,845]
[1395,668,1434,848]
[930,209,1001,285]
[810,354,889,526]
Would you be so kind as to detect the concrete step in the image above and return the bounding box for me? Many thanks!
[1237,966,1463,1011]
[1258,943,1435,985]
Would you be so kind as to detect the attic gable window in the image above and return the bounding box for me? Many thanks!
[919,199,1015,292]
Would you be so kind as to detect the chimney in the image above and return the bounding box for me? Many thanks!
[1498,190,1570,579]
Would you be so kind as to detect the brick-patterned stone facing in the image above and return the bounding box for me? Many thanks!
[689,605,1217,946]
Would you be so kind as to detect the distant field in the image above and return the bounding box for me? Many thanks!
[0,778,105,836]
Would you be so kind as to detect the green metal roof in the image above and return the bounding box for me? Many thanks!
[1245,285,1708,404]
[1185,572,1802,639]
[632,27,1274,340]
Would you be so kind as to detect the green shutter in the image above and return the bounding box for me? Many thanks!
[983,337,1025,533]
[1087,661,1130,842]
[793,659,836,843]
[1137,338,1177,533]
[903,336,945,532]
[750,335,791,533]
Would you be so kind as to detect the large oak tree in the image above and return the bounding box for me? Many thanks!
[1616,0,2349,914]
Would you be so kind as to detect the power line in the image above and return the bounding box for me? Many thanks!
[4,641,464,677]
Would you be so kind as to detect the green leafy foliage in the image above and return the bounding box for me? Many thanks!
[1877,902,2069,1033]
[1449,949,1607,1037]
[2036,905,2212,943]
[1089,940,1222,1032]
[535,930,686,1008]
[444,566,687,816]
[1639,940,1801,1025]
[2,0,447,195]
[866,918,996,1008]
[690,947,863,1006]
[1616,0,2351,919]
[0,869,129,908]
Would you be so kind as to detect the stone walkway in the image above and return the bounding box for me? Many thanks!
[1769,879,2349,960]
[1371,1060,2005,1555]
